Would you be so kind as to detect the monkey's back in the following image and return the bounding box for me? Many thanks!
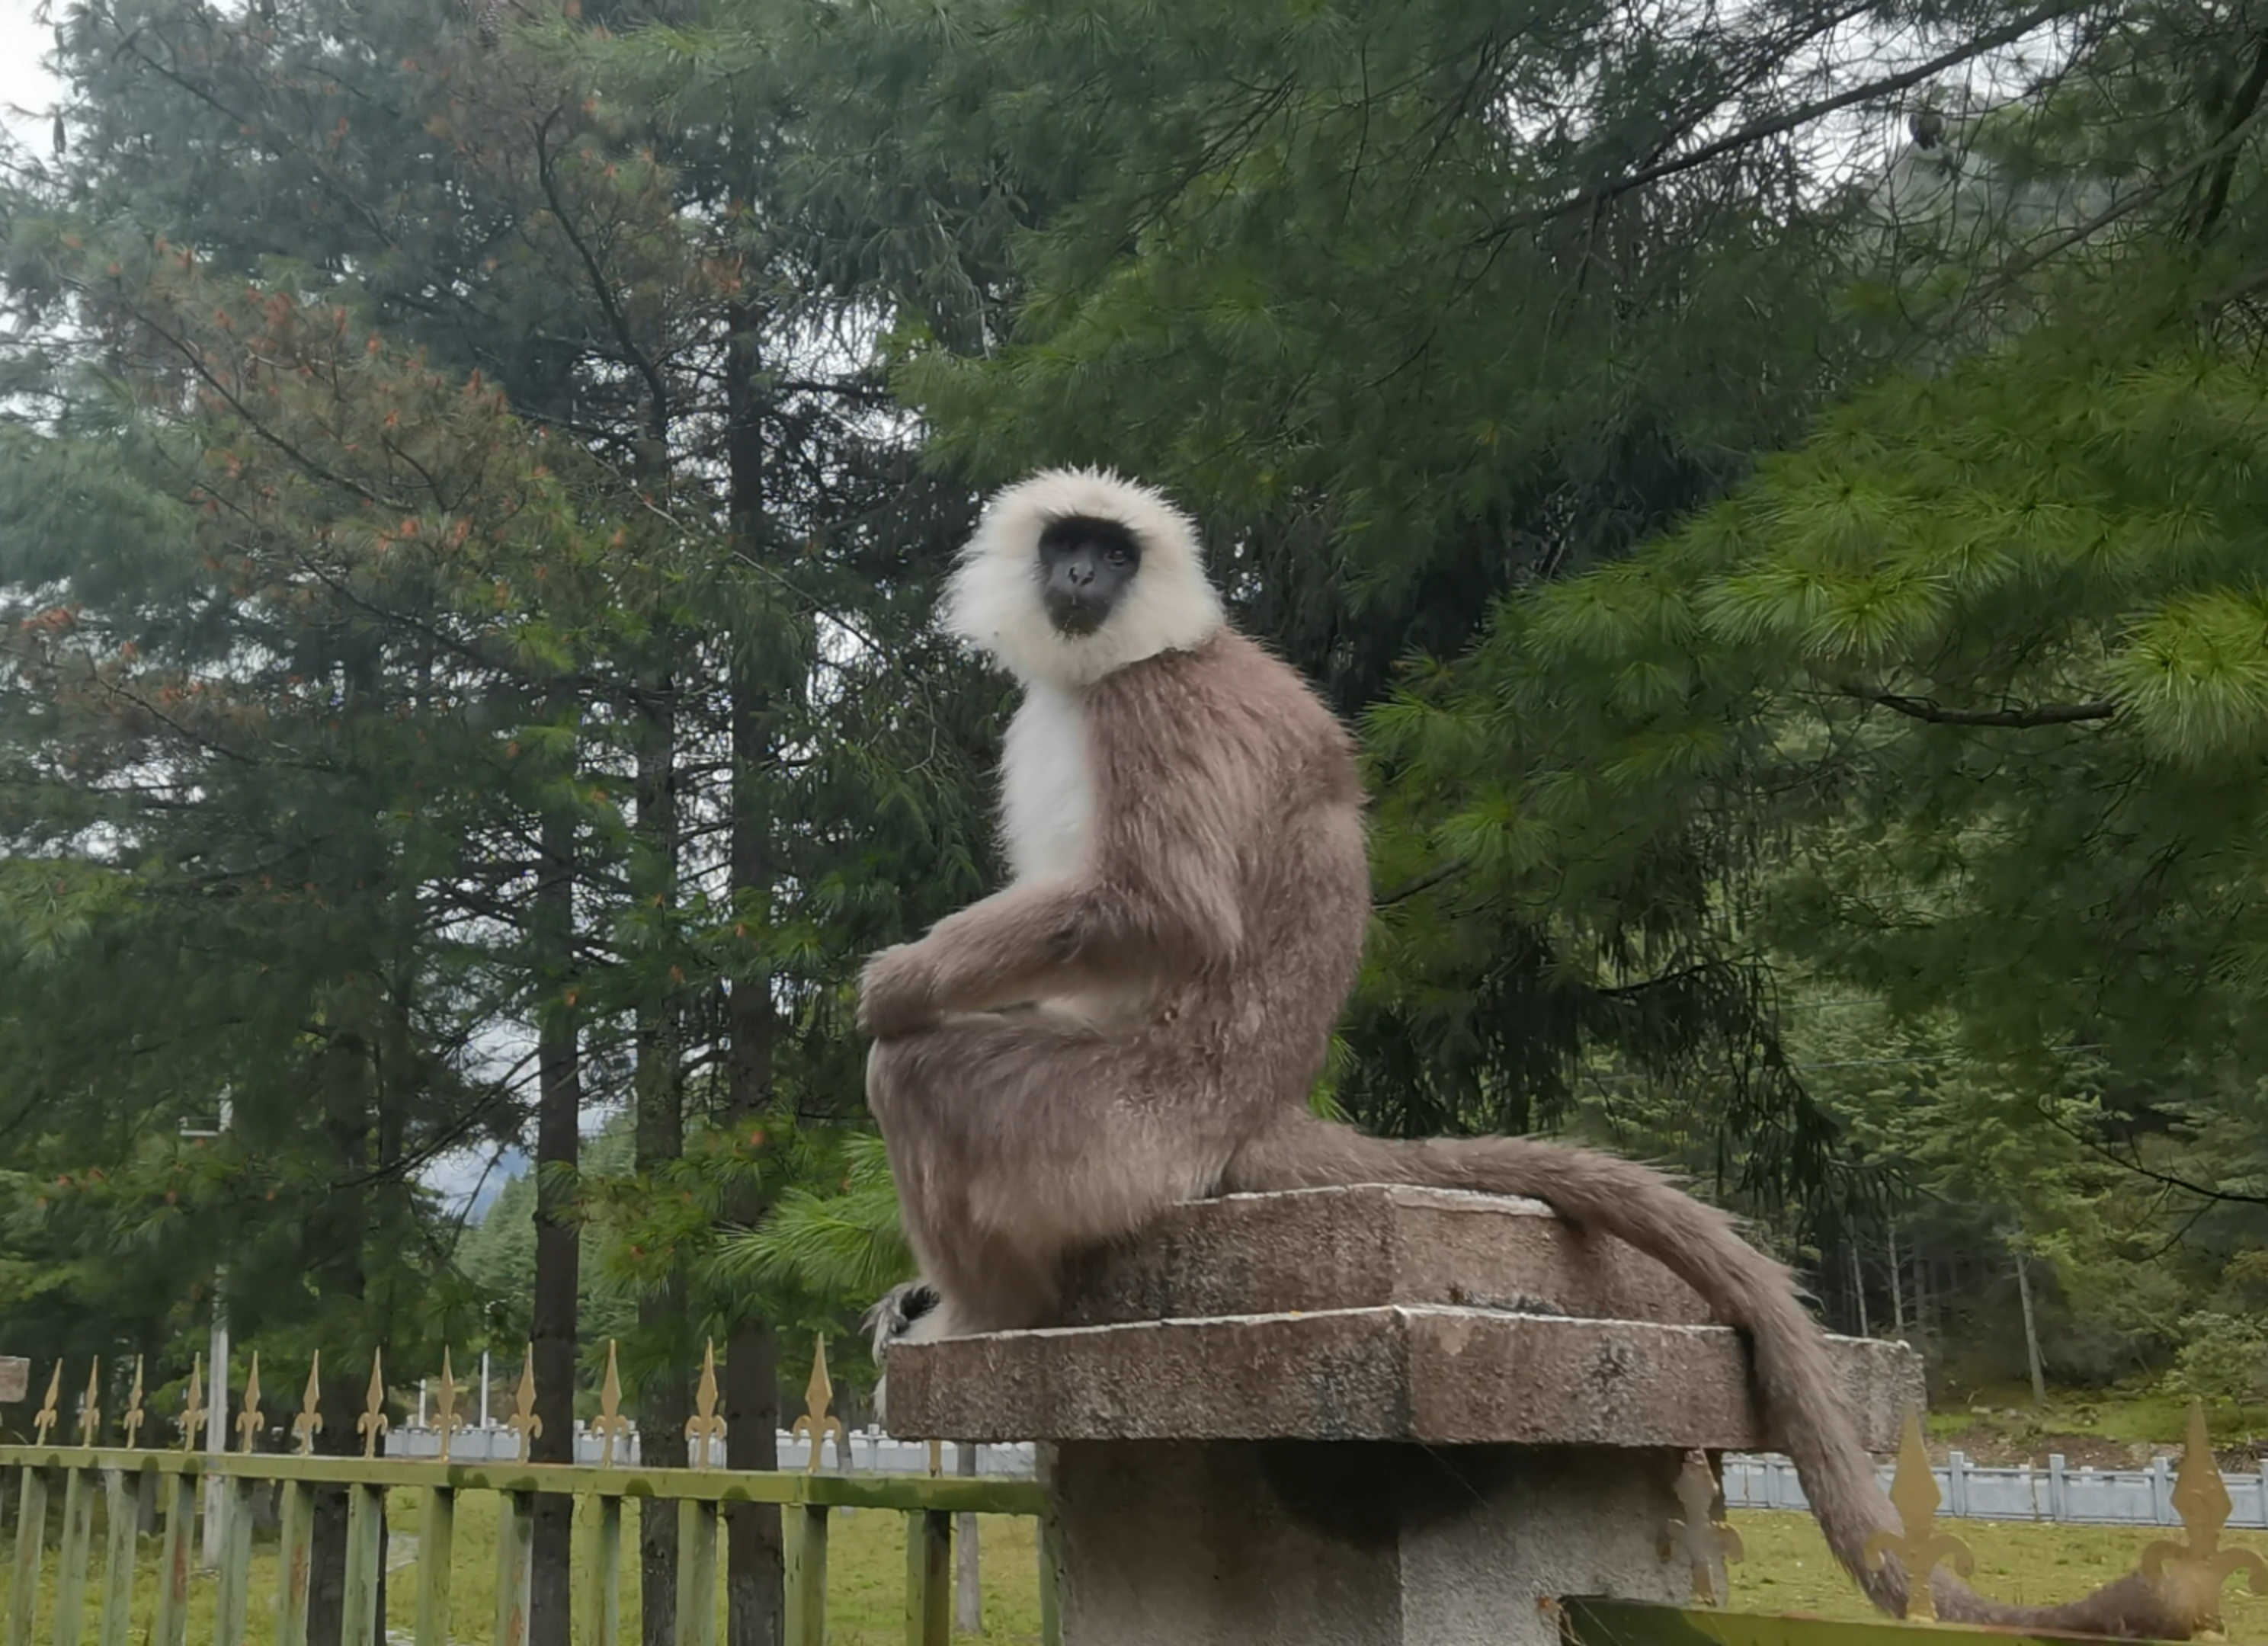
[1084,627,1373,1122]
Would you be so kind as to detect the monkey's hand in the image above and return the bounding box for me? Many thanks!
[858,943,940,1039]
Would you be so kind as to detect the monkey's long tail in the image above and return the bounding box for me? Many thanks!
[1221,1116,2196,1641]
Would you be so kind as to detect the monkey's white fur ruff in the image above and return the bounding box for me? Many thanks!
[942,466,1225,689]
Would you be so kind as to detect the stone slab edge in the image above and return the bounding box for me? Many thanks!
[1058,1183,1715,1328]
[888,1305,1922,1452]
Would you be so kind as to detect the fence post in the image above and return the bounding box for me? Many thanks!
[2047,1454,2066,1522]
[905,1509,950,1646]
[91,1469,133,1646]
[213,1475,256,1646]
[152,1472,194,1646]
[340,1484,385,1646]
[493,1491,534,1646]
[1946,1450,1968,1519]
[674,1500,719,1646]
[2151,1455,2174,1525]
[414,1486,456,1646]
[591,1496,623,1646]
[785,1505,828,1646]
[5,1464,49,1646]
[51,1460,94,1646]
[955,1443,982,1635]
[274,1476,316,1646]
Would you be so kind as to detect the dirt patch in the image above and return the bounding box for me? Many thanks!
[1923,1414,2268,1470]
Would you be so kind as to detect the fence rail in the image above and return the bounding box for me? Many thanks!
[383,1429,2268,1529]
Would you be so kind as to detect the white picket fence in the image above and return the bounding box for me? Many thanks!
[386,1422,1038,1476]
[386,1423,2259,1529]
[1722,1450,2268,1527]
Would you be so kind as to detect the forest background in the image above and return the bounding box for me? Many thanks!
[5,0,2268,1633]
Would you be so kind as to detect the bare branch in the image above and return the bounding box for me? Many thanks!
[1482,0,2091,239]
[1844,685,2117,728]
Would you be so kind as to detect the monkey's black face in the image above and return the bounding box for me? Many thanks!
[1036,515,1142,637]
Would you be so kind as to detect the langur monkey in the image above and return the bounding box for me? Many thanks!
[859,467,2192,1639]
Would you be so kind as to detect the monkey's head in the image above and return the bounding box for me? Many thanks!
[943,466,1225,688]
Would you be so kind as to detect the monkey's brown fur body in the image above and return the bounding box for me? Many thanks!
[861,468,2191,1639]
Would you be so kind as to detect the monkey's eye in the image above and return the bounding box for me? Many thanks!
[1105,546,1132,565]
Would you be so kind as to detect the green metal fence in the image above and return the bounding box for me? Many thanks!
[0,1343,1056,1646]
[5,1339,2257,1646]
[0,1449,1051,1646]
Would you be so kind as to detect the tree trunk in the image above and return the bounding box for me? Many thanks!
[530,798,583,1646]
[720,301,783,1646]
[2015,1245,2047,1406]
[723,1319,782,1646]
[1848,1241,1869,1338]
[307,1012,384,1646]
[1912,1238,1931,1345]
[1888,1222,1905,1337]
[635,670,693,1646]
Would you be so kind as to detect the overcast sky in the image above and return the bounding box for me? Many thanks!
[0,2,56,149]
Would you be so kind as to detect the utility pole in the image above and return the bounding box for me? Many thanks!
[183,1093,232,1568]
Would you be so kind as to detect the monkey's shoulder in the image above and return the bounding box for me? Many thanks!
[1095,627,1361,795]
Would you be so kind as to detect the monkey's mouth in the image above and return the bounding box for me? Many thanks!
[1046,594,1107,636]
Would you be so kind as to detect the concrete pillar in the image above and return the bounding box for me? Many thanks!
[889,1184,1923,1646]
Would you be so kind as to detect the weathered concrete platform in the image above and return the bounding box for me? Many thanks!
[887,1183,1920,1449]
[886,1183,1923,1646]
[1056,1183,1715,1326]
[886,1302,1917,1449]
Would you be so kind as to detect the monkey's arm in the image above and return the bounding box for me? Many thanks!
[859,846,1243,1039]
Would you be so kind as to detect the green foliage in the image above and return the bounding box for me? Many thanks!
[13,0,2268,1415]
[2168,1313,2268,1404]
[715,1132,909,1304]
[0,0,1000,1422]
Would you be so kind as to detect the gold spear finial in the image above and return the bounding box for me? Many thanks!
[235,1353,264,1454]
[789,1337,844,1474]
[1659,1450,1744,1606]
[432,1350,463,1464]
[292,1353,324,1456]
[1863,1413,1972,1621]
[121,1356,146,1451]
[508,1347,542,1464]
[77,1357,101,1448]
[32,1363,62,1447]
[685,1340,726,1468]
[2141,1400,2268,1632]
[178,1355,207,1452]
[357,1353,388,1461]
[590,1340,630,1468]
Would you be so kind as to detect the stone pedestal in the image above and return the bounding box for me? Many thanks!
[887,1185,1922,1646]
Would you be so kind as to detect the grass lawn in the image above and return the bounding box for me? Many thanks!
[0,1488,1045,1646]
[373,1494,1046,1646]
[1727,1510,2268,1635]
[7,1487,2267,1643]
